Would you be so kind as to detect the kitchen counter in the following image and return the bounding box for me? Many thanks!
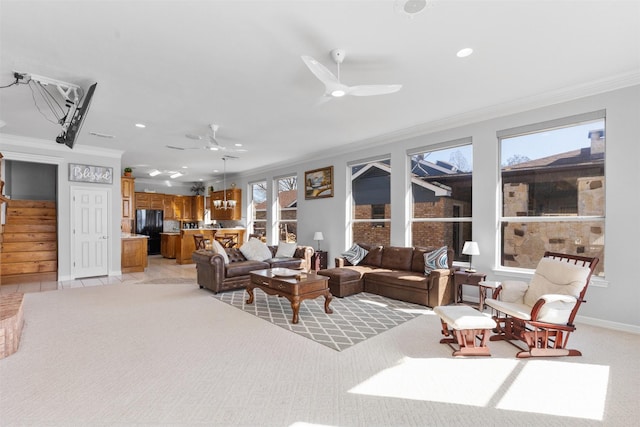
[121,233,149,239]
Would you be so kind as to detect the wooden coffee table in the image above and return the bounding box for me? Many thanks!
[247,269,333,324]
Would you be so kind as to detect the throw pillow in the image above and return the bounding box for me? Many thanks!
[275,241,297,258]
[211,239,229,264]
[424,246,448,274]
[341,244,369,266]
[240,237,272,261]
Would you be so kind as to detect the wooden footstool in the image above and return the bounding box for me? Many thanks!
[433,305,497,356]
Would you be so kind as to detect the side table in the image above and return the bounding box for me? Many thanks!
[454,270,488,310]
[311,250,328,271]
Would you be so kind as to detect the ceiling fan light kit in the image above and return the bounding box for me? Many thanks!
[302,49,402,99]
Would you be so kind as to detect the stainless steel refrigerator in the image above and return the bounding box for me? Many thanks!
[135,209,163,254]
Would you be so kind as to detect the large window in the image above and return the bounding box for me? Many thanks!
[276,175,297,243]
[410,141,472,260]
[499,113,605,276]
[249,181,267,239]
[351,159,391,245]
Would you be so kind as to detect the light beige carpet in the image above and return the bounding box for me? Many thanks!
[1,283,638,426]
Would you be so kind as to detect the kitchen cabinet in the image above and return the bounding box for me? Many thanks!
[182,196,193,220]
[210,188,242,221]
[163,195,175,219]
[160,233,179,259]
[135,192,149,210]
[150,193,164,210]
[121,177,135,219]
[193,195,204,221]
[121,235,148,273]
[135,192,164,210]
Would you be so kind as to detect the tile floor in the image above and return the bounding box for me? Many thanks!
[0,255,198,294]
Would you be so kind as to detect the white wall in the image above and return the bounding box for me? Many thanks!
[234,85,640,331]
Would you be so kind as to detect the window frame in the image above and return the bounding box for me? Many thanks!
[497,110,606,276]
[408,138,473,261]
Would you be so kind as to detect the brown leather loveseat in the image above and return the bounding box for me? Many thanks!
[318,243,455,307]
[192,245,314,294]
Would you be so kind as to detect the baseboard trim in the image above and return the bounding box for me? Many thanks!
[576,315,640,335]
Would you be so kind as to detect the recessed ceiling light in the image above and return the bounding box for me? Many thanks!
[149,169,161,177]
[199,178,203,181]
[170,172,182,179]
[181,166,188,169]
[235,143,242,147]
[331,89,346,97]
[457,48,473,58]
[135,123,146,128]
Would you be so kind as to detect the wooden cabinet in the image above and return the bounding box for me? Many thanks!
[210,188,242,221]
[121,177,135,219]
[135,192,149,210]
[121,236,148,273]
[135,192,202,221]
[150,193,164,210]
[163,195,175,219]
[193,195,204,221]
[160,233,178,259]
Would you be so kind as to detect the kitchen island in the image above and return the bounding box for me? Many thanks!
[175,229,216,265]
[121,234,149,273]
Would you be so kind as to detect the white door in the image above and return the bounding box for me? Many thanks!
[72,187,110,278]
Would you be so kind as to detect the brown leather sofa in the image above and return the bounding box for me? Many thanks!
[192,245,314,294]
[318,244,455,307]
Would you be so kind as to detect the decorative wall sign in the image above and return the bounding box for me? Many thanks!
[69,163,113,184]
[305,166,334,199]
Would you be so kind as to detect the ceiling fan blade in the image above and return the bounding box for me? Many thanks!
[301,55,339,90]
[348,84,402,96]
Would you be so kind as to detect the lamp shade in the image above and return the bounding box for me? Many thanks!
[313,232,324,241]
[462,241,480,256]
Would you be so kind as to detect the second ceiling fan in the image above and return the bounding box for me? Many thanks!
[301,49,402,99]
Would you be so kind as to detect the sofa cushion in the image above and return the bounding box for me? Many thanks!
[275,241,297,257]
[424,246,449,274]
[212,239,230,264]
[240,238,272,261]
[361,245,383,267]
[342,244,369,265]
[225,260,270,278]
[366,270,429,290]
[380,246,413,271]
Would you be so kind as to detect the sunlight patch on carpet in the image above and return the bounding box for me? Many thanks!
[212,290,430,351]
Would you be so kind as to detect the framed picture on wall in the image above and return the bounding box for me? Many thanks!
[305,166,333,199]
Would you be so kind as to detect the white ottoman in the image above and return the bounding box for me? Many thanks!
[433,305,497,356]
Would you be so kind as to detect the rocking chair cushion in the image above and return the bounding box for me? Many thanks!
[523,258,591,307]
[485,299,532,320]
[499,280,529,303]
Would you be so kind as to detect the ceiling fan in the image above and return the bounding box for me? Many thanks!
[166,124,246,152]
[301,49,402,99]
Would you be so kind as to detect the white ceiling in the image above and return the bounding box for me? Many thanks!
[1,0,639,183]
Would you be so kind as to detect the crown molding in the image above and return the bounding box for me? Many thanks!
[0,133,123,159]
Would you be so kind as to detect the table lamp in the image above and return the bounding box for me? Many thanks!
[462,241,480,273]
[313,232,324,251]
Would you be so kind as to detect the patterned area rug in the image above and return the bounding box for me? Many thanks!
[212,289,430,351]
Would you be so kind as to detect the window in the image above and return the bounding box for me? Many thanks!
[249,181,267,239]
[410,141,472,261]
[276,175,297,243]
[351,159,391,245]
[499,113,605,276]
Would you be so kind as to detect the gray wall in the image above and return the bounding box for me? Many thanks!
[5,160,56,200]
